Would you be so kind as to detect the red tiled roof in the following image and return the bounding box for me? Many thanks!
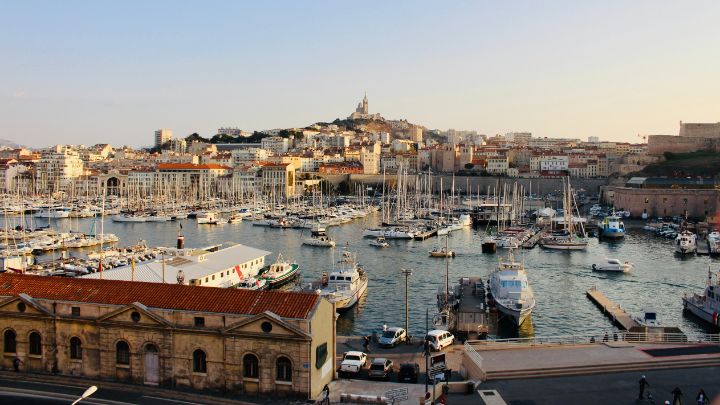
[0,274,319,319]
[157,163,231,170]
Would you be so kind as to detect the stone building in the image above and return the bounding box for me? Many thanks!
[0,274,335,400]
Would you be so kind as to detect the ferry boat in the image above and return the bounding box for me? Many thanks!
[262,254,300,288]
[597,213,625,239]
[488,250,536,326]
[429,247,455,257]
[317,250,368,311]
[674,230,697,255]
[682,270,720,327]
[196,211,219,225]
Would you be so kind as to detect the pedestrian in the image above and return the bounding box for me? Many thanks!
[383,323,387,333]
[12,355,22,372]
[639,375,650,400]
[603,332,609,342]
[697,389,708,405]
[363,335,371,353]
[671,386,683,405]
[322,384,330,405]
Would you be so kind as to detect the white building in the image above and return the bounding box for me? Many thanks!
[486,156,509,175]
[231,148,269,165]
[154,128,173,148]
[82,243,271,288]
[539,156,569,172]
[35,147,85,193]
[260,137,289,155]
[217,127,252,137]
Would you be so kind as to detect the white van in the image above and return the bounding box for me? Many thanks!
[425,329,454,351]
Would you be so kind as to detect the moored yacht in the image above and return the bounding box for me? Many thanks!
[675,230,697,255]
[369,236,389,248]
[262,254,300,288]
[598,213,625,239]
[317,250,368,311]
[488,250,536,326]
[196,211,219,225]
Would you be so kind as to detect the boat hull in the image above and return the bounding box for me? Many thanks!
[265,264,300,288]
[599,229,625,239]
[495,301,534,326]
[682,297,720,327]
[329,276,369,312]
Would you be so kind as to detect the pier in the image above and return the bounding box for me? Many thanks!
[697,239,710,255]
[586,287,639,330]
[413,228,437,240]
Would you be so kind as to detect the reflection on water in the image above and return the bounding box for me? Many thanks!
[23,214,720,338]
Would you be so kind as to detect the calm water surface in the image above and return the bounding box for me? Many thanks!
[24,214,720,338]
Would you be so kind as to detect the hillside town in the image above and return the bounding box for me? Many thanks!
[0,94,693,199]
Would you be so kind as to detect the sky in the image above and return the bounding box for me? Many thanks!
[1,1,719,148]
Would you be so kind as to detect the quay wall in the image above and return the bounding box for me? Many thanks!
[314,174,609,196]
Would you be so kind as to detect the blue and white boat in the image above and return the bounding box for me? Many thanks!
[598,212,625,239]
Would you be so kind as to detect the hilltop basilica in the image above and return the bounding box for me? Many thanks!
[348,93,382,120]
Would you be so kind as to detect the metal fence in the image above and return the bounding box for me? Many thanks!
[466,331,720,348]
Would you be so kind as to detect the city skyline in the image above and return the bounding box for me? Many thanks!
[2,1,720,148]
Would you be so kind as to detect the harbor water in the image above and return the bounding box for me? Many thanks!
[22,213,720,339]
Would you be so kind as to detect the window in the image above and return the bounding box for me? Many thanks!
[71,307,80,317]
[70,337,82,359]
[130,311,141,322]
[193,349,207,373]
[194,317,205,327]
[243,354,259,378]
[116,341,130,365]
[315,343,328,369]
[276,357,292,382]
[17,302,26,312]
[3,329,16,353]
[29,332,42,355]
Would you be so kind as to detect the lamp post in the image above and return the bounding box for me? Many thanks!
[401,268,413,342]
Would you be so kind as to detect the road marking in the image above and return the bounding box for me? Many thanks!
[142,395,203,404]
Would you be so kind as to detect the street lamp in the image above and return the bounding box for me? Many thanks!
[401,268,413,342]
[71,386,98,405]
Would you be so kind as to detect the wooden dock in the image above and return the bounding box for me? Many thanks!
[697,240,710,255]
[586,287,639,330]
[521,230,546,249]
[414,229,437,240]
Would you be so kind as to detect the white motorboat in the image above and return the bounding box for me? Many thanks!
[674,230,697,255]
[592,258,633,273]
[237,276,268,290]
[35,207,71,218]
[317,250,368,311]
[708,231,720,255]
[303,235,336,247]
[488,250,536,326]
[632,309,660,327]
[261,254,300,288]
[196,212,219,225]
[227,214,243,224]
[369,237,389,248]
[682,270,720,327]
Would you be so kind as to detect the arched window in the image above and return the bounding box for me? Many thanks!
[276,356,292,382]
[28,332,42,355]
[243,353,259,379]
[3,329,16,353]
[116,341,130,365]
[192,349,207,373]
[70,337,82,359]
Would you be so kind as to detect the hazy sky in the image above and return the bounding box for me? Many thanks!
[1,1,719,148]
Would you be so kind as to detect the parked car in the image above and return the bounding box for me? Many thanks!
[368,358,394,380]
[339,351,367,377]
[398,362,420,383]
[425,329,455,351]
[378,327,407,348]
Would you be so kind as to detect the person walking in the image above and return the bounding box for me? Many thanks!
[12,355,22,372]
[321,384,330,405]
[671,387,683,405]
[696,389,708,405]
[383,323,387,333]
[363,335,371,353]
[639,375,650,400]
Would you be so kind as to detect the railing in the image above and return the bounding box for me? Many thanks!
[466,331,720,348]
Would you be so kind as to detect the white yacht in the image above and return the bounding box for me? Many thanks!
[317,250,368,311]
[362,227,415,239]
[592,258,633,273]
[302,235,336,247]
[111,213,147,223]
[369,236,389,248]
[35,207,71,218]
[488,250,536,326]
[683,270,720,327]
[196,212,219,225]
[675,230,697,255]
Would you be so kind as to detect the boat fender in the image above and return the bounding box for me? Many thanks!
[713,312,719,326]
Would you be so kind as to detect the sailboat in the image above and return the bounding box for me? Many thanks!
[540,177,588,250]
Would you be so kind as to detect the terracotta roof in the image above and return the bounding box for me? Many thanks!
[0,274,319,319]
[157,163,231,170]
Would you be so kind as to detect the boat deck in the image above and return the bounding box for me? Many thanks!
[586,287,639,330]
[414,228,437,240]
